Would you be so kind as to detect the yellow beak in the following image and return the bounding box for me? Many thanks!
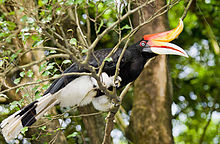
[143,19,188,57]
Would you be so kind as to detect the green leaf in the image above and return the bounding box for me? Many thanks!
[31,35,40,41]
[46,132,52,136]
[38,0,48,7]
[10,54,17,61]
[33,85,40,91]
[0,60,4,67]
[20,15,28,22]
[105,57,113,62]
[53,74,60,78]
[46,65,54,70]
[20,71,25,77]
[39,62,47,72]
[16,87,24,93]
[14,77,21,85]
[35,91,41,99]
[33,40,44,47]
[50,50,57,54]
[53,68,58,74]
[42,84,50,90]
[70,38,77,45]
[23,93,29,98]
[77,0,84,4]
[10,49,22,61]
[21,127,28,135]
[8,11,15,15]
[10,101,20,110]
[121,24,131,30]
[3,57,8,60]
[42,70,50,76]
[67,29,73,32]
[67,132,78,138]
[39,126,46,131]
[54,127,64,132]
[82,49,88,54]
[0,0,6,4]
[27,70,34,77]
[62,60,71,64]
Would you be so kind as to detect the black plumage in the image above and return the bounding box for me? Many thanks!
[44,40,156,95]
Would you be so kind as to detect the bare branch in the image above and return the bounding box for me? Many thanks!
[102,106,119,144]
[85,6,92,45]
[75,5,89,48]
[0,72,91,95]
[181,0,193,20]
[7,54,70,75]
[199,109,215,144]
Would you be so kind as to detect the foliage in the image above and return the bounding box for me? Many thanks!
[169,0,219,143]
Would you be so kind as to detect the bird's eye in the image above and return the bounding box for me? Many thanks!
[139,41,146,47]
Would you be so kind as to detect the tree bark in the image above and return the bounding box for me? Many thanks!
[78,104,105,144]
[126,0,173,144]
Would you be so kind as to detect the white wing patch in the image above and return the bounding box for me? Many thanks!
[57,72,121,111]
[57,75,96,107]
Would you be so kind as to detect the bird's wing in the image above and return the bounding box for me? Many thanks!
[44,63,87,95]
[89,48,132,74]
[44,48,132,95]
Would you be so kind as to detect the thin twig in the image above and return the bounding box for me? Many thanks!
[85,6,91,45]
[0,72,91,94]
[7,54,70,75]
[199,109,215,144]
[181,0,193,20]
[75,5,89,48]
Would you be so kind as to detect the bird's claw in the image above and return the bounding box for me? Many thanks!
[113,76,122,87]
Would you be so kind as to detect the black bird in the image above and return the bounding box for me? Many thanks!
[1,19,187,142]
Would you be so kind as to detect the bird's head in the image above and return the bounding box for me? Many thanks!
[138,19,188,58]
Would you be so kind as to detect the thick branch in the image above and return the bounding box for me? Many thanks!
[101,82,133,144]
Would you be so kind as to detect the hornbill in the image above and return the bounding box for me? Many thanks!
[1,19,188,142]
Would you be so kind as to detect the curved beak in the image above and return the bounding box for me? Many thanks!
[143,18,188,57]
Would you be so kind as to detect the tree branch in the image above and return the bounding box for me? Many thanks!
[199,110,215,144]
[0,72,91,95]
[6,54,70,75]
[101,82,133,144]
[181,0,193,20]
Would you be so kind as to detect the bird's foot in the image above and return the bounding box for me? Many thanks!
[113,76,122,87]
